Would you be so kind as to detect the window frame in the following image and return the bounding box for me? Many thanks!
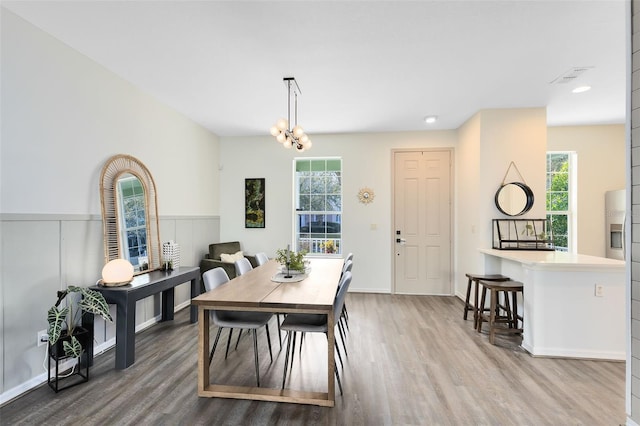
[546,151,577,253]
[293,157,343,257]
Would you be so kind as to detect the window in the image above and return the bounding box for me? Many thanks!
[294,158,342,255]
[118,175,147,267]
[546,152,576,252]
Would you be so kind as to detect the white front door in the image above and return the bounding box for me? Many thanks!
[394,150,452,295]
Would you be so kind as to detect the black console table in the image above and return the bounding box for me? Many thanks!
[89,266,200,370]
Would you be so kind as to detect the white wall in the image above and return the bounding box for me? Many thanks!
[219,131,458,293]
[0,10,220,402]
[548,124,626,257]
[220,110,548,297]
[1,9,219,217]
[455,108,548,298]
[456,113,483,292]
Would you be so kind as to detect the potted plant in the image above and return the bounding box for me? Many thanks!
[47,286,112,359]
[323,240,336,254]
[275,248,308,272]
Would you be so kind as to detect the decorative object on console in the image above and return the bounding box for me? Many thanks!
[47,286,112,392]
[493,219,554,251]
[101,258,134,286]
[100,154,162,272]
[245,178,265,228]
[270,77,312,152]
[358,187,375,204]
[162,241,180,270]
[495,161,534,216]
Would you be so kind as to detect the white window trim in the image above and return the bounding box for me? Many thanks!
[547,151,577,253]
[292,156,343,257]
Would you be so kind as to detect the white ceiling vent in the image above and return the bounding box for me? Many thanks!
[550,66,594,85]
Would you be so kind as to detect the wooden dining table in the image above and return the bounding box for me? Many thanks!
[191,257,344,407]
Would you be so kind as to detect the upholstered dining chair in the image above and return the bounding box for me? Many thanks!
[339,258,353,329]
[232,256,283,348]
[342,259,353,275]
[254,252,269,266]
[293,265,351,359]
[250,252,284,346]
[253,251,286,345]
[202,267,274,387]
[281,271,352,395]
[234,257,254,276]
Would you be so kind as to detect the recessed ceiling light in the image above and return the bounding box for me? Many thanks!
[424,116,438,124]
[572,86,591,93]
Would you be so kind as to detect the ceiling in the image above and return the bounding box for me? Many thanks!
[2,0,628,137]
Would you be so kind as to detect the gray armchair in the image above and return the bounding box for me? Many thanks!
[199,241,258,281]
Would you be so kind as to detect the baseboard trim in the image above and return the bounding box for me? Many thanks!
[349,287,391,294]
[0,357,77,406]
[0,304,191,407]
[522,342,625,361]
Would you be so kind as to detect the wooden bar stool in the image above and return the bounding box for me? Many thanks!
[463,273,510,328]
[476,280,524,345]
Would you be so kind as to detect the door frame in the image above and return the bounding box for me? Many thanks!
[390,148,455,295]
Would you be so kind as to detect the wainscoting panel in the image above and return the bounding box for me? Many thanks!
[0,214,219,404]
[1,219,62,392]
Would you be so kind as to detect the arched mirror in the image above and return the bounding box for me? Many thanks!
[495,182,534,216]
[100,154,161,272]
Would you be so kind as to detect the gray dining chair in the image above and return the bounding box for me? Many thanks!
[253,251,285,344]
[340,258,353,329]
[342,258,353,275]
[202,267,274,387]
[252,252,284,346]
[234,257,254,276]
[233,255,282,348]
[281,271,352,395]
[254,252,269,266]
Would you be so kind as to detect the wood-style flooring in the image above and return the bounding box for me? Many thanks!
[0,293,626,425]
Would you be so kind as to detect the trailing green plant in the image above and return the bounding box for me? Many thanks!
[275,248,308,272]
[47,286,112,358]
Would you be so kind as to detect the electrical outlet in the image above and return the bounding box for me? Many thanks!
[37,330,48,347]
[595,284,604,297]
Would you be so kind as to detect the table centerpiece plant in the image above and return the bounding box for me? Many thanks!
[275,247,308,272]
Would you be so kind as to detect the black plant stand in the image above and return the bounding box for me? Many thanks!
[47,327,91,393]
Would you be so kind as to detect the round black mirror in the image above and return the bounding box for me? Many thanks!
[495,182,534,216]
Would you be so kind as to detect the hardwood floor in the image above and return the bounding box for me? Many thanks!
[1,293,626,425]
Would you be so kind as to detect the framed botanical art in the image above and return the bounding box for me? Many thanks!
[245,178,265,228]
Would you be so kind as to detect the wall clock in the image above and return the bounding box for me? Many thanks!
[358,187,375,204]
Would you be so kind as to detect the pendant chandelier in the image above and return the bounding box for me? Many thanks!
[270,77,312,152]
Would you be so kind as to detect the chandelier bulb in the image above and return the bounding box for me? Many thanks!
[293,125,304,138]
[284,138,293,149]
[270,126,280,137]
[276,132,286,143]
[276,118,288,131]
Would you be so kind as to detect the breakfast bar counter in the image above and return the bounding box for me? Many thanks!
[480,249,626,360]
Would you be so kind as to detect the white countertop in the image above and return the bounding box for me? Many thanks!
[480,248,625,271]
